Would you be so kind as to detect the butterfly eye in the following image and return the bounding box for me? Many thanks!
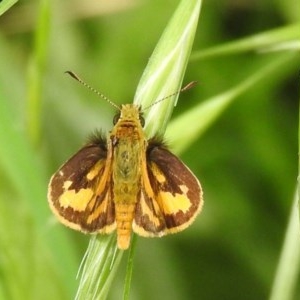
[113,113,120,125]
[139,115,145,127]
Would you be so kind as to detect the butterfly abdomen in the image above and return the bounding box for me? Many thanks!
[114,201,136,249]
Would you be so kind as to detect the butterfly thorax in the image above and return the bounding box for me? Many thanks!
[109,104,147,249]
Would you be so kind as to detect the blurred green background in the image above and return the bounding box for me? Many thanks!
[0,0,299,299]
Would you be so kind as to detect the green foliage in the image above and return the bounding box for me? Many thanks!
[0,0,299,299]
[0,0,18,16]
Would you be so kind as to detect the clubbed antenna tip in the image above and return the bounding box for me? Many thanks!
[181,81,198,92]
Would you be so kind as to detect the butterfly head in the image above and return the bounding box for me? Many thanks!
[113,104,145,127]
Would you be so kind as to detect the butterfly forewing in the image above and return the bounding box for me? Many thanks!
[133,141,203,236]
[48,139,116,233]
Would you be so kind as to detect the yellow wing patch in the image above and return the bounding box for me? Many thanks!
[59,186,94,211]
[157,189,191,215]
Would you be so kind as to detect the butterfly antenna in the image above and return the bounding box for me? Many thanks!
[143,81,197,111]
[65,71,121,110]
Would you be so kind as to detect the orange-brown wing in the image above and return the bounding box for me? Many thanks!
[133,142,203,237]
[48,140,116,234]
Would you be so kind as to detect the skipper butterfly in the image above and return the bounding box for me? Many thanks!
[48,72,203,250]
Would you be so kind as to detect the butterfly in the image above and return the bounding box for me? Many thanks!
[48,72,203,250]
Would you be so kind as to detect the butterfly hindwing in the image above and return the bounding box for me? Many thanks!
[48,138,116,234]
